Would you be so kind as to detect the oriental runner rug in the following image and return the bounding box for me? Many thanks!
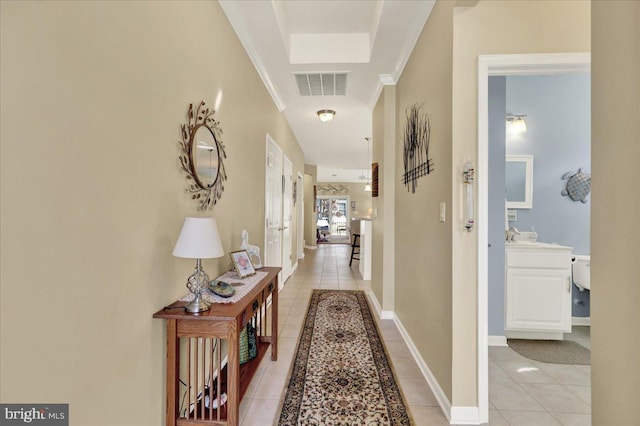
[278,290,411,425]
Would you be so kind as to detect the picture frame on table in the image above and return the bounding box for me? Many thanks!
[230,250,256,278]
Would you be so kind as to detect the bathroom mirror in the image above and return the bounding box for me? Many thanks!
[505,155,533,209]
[178,101,227,210]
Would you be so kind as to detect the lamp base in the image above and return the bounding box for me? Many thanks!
[184,258,211,313]
[185,295,211,313]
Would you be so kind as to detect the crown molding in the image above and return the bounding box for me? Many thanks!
[219,1,286,112]
[390,1,435,83]
[367,1,434,111]
[368,74,397,111]
[379,74,396,85]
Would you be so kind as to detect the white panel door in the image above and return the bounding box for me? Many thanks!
[505,268,572,332]
[264,135,283,282]
[282,155,293,281]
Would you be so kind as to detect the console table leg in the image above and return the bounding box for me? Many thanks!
[166,320,179,426]
[227,321,239,425]
[271,276,278,361]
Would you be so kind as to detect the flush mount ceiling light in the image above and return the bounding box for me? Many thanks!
[506,114,527,134]
[317,109,336,122]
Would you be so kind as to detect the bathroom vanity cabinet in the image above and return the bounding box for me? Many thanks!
[505,242,573,340]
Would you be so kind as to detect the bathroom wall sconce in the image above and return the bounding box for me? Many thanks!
[317,109,336,122]
[506,114,527,134]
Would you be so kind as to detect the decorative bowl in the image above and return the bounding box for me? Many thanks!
[209,280,236,298]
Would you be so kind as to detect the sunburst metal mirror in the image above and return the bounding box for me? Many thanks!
[178,101,227,210]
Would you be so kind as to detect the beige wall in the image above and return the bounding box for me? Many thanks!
[381,86,397,312]
[0,2,303,424]
[591,2,640,424]
[395,0,455,400]
[391,0,591,407]
[371,94,385,304]
[450,0,590,406]
[348,182,373,219]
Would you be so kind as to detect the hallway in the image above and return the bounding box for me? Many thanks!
[239,244,448,425]
[2,2,637,424]
[239,245,593,425]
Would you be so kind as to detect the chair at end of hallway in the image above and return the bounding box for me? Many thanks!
[349,233,360,267]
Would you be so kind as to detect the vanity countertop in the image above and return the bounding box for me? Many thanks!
[506,241,572,250]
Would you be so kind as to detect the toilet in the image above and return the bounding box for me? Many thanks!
[572,255,591,291]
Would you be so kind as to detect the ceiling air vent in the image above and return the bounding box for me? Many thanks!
[294,73,348,96]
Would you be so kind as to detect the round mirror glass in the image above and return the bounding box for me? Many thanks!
[192,125,220,189]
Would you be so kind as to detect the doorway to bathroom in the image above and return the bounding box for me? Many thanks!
[477,53,592,422]
[489,72,592,342]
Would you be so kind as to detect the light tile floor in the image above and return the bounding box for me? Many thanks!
[488,344,591,426]
[239,244,591,426]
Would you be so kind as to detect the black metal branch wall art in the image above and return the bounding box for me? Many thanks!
[178,101,227,210]
[401,103,434,193]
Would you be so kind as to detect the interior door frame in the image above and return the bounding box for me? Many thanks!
[264,133,283,284]
[282,154,293,282]
[477,52,590,423]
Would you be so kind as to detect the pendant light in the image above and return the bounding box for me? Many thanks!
[364,138,372,192]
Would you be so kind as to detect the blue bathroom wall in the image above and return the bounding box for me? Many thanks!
[488,76,507,336]
[505,74,591,317]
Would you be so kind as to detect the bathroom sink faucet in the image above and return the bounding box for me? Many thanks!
[507,227,520,242]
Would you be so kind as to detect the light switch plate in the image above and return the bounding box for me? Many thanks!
[440,202,446,222]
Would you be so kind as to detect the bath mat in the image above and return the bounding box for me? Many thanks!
[278,290,410,425]
[508,339,590,365]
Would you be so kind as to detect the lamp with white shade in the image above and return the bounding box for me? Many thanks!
[173,217,224,313]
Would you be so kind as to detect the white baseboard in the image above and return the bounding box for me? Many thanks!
[366,290,384,318]
[392,315,453,424]
[365,289,395,320]
[488,335,508,346]
[380,310,395,320]
[292,261,298,273]
[304,244,317,250]
[572,317,591,326]
[451,406,481,425]
[366,290,481,424]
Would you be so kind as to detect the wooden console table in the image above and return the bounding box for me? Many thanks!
[154,267,280,426]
